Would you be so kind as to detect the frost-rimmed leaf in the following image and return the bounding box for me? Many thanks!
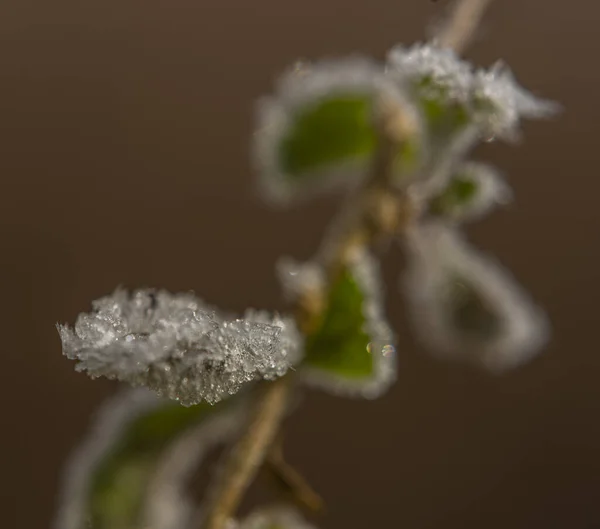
[58,289,302,405]
[387,43,473,143]
[301,249,396,398]
[254,57,422,203]
[472,63,560,140]
[402,223,549,371]
[429,162,512,222]
[55,388,244,529]
[237,506,317,529]
[387,43,558,143]
[387,42,473,104]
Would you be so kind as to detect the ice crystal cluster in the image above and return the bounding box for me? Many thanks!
[58,289,302,405]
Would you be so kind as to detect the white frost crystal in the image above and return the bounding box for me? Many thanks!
[276,256,325,301]
[58,289,302,405]
[237,506,317,529]
[402,223,549,372]
[387,42,473,102]
[472,63,559,139]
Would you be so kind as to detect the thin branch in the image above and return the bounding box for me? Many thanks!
[436,0,493,54]
[265,439,325,513]
[199,3,495,521]
[202,376,293,529]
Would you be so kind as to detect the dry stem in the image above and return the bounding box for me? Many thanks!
[202,377,293,529]
[436,0,493,54]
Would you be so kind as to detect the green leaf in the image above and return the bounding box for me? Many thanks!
[429,175,478,215]
[280,94,377,177]
[56,389,239,529]
[301,250,395,398]
[428,162,511,222]
[419,93,471,141]
[255,58,424,203]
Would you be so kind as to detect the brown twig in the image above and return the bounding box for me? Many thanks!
[202,376,293,529]
[436,0,493,54]
[265,439,325,513]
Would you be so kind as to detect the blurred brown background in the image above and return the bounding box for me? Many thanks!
[1,0,598,528]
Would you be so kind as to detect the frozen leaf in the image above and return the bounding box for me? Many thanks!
[387,43,558,143]
[472,63,560,140]
[429,162,512,222]
[301,249,396,398]
[254,57,420,203]
[387,43,473,141]
[387,43,473,103]
[58,289,302,405]
[55,388,243,529]
[237,506,317,529]
[402,223,549,371]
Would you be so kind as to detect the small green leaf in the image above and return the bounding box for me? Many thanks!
[428,162,511,222]
[419,93,471,141]
[280,95,377,177]
[255,58,423,203]
[56,389,239,529]
[429,175,478,215]
[301,250,395,398]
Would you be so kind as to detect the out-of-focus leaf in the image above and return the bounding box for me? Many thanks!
[254,58,422,203]
[55,389,241,529]
[401,222,549,371]
[429,162,511,222]
[279,95,377,177]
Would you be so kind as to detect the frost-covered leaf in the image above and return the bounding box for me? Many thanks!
[254,57,421,203]
[55,389,243,529]
[301,249,396,398]
[472,63,560,140]
[237,506,317,529]
[429,162,512,222]
[387,43,558,142]
[58,289,302,405]
[387,43,473,141]
[402,223,549,371]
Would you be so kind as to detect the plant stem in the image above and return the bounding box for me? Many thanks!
[436,0,493,54]
[200,3,494,525]
[202,376,293,529]
[266,439,325,513]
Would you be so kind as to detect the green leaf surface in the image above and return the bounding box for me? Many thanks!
[301,252,395,397]
[280,94,377,178]
[304,267,372,378]
[58,390,232,529]
[420,95,470,140]
[89,401,213,529]
[430,174,478,215]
